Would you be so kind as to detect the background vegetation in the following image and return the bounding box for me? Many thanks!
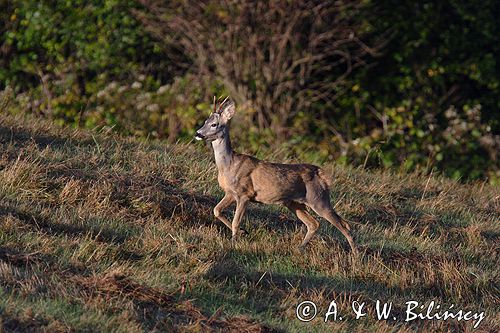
[1,0,499,182]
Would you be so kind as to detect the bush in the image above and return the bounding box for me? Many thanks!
[0,0,168,122]
[85,73,223,142]
[136,0,382,140]
[337,0,500,181]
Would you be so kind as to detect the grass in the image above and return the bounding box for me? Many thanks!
[0,112,498,332]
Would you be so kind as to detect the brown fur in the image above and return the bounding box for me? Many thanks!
[196,98,357,254]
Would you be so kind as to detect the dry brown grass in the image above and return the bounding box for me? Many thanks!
[0,113,499,332]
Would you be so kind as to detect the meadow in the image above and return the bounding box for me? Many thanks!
[0,112,498,332]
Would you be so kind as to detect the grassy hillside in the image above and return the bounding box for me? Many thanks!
[0,113,498,332]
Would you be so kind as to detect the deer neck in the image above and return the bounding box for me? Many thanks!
[211,130,233,171]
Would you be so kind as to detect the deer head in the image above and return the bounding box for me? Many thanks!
[195,96,235,141]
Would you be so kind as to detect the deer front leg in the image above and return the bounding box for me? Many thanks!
[214,194,248,235]
[213,193,234,230]
[231,197,249,241]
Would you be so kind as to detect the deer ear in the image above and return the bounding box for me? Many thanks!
[220,99,235,122]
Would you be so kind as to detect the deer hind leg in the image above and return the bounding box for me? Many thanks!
[286,201,320,250]
[307,193,358,255]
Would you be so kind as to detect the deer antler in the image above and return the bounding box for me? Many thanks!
[220,96,229,108]
[213,95,229,114]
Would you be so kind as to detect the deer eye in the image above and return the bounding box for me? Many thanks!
[211,123,217,127]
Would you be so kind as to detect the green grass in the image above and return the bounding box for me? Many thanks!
[0,113,499,332]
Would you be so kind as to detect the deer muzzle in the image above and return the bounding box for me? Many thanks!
[194,132,205,140]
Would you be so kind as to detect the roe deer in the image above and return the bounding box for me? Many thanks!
[195,97,357,254]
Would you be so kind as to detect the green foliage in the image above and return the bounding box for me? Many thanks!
[0,0,166,122]
[84,73,224,141]
[1,0,164,84]
[333,0,499,182]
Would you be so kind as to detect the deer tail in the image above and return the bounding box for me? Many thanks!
[317,168,333,189]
